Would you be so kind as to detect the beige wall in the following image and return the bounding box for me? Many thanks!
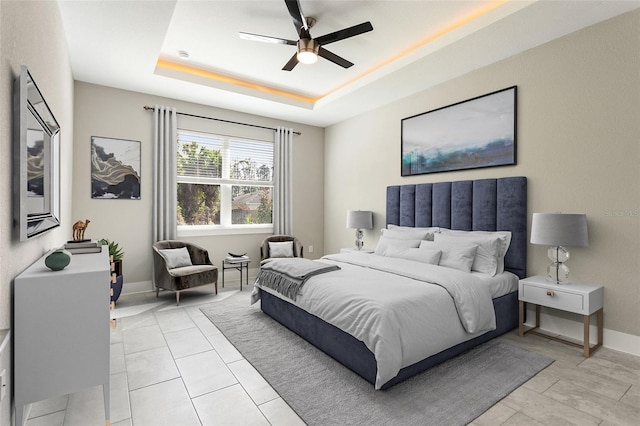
[73,82,324,288]
[325,11,640,337]
[0,1,74,423]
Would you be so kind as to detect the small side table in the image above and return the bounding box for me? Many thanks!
[518,275,604,357]
[222,257,250,291]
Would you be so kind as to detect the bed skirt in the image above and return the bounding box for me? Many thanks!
[260,290,519,389]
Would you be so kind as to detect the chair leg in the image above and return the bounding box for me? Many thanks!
[175,291,180,306]
[215,281,218,295]
[156,287,159,298]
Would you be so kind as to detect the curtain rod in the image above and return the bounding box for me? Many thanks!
[143,106,301,136]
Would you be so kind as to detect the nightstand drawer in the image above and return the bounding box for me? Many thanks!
[521,285,583,312]
[519,276,603,315]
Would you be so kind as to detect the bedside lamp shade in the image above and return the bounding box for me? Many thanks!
[531,213,588,283]
[531,213,588,247]
[346,210,373,230]
[346,210,373,250]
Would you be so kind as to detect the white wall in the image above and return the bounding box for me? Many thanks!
[0,1,74,423]
[72,82,325,289]
[325,10,640,339]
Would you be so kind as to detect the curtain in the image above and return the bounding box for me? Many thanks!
[152,105,178,242]
[273,127,293,235]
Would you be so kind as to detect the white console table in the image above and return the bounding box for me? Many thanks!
[14,248,110,426]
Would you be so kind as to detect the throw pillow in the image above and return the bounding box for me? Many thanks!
[269,241,294,258]
[374,235,422,256]
[419,240,478,273]
[159,247,193,269]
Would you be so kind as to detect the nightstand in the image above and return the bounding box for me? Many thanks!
[518,275,604,357]
[340,248,374,254]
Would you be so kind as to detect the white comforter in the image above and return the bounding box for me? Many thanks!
[255,252,497,389]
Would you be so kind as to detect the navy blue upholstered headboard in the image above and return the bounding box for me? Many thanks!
[386,177,527,278]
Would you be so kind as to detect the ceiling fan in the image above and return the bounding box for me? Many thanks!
[239,0,373,71]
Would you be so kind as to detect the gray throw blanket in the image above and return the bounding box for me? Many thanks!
[256,258,341,300]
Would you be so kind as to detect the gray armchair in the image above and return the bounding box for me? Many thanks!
[260,235,303,265]
[152,240,218,305]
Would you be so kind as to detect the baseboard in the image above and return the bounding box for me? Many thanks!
[122,269,260,295]
[121,280,153,294]
[524,306,640,357]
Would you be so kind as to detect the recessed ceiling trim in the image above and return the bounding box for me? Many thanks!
[60,0,640,126]
[155,58,319,109]
[156,0,512,111]
[317,0,513,106]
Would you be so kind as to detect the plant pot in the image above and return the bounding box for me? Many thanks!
[111,275,123,303]
[113,259,123,276]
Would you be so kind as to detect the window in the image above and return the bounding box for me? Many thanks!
[177,130,273,234]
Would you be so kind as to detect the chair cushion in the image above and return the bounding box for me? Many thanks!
[169,264,217,277]
[169,265,218,291]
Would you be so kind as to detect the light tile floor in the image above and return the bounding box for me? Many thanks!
[25,278,640,426]
[25,278,303,426]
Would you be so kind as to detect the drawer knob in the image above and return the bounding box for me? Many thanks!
[547,290,555,297]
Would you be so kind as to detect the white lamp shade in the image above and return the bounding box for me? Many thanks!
[530,213,588,247]
[346,210,373,230]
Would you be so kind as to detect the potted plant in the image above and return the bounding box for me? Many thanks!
[100,238,125,302]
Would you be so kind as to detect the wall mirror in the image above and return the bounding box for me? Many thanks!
[14,66,61,240]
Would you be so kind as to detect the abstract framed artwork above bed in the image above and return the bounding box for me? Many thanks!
[258,176,527,390]
[401,86,517,176]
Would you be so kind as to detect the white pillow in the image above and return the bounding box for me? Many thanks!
[381,226,439,241]
[159,247,193,269]
[374,236,422,256]
[439,229,512,257]
[435,230,511,275]
[419,241,478,273]
[385,246,442,265]
[269,241,294,258]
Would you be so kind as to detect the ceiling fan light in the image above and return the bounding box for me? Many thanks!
[297,38,319,64]
[297,51,318,64]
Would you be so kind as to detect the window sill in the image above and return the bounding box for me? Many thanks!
[177,225,274,237]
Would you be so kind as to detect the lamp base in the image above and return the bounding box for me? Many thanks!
[354,229,364,251]
[547,262,570,284]
[547,245,570,284]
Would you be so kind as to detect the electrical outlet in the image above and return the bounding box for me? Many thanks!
[308,245,314,253]
[0,369,6,400]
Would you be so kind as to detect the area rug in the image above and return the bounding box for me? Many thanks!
[201,291,553,426]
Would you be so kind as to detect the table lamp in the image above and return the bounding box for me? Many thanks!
[530,213,588,284]
[346,210,373,250]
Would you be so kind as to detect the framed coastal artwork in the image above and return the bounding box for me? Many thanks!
[91,136,141,199]
[401,86,517,176]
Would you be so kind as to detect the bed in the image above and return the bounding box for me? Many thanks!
[256,176,527,389]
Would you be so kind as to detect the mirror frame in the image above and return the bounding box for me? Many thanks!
[14,66,61,240]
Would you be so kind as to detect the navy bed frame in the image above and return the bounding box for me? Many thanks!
[261,177,527,389]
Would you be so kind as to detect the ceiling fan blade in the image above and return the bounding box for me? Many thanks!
[239,32,297,45]
[318,47,354,68]
[285,0,308,35]
[315,21,373,45]
[282,52,299,71]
